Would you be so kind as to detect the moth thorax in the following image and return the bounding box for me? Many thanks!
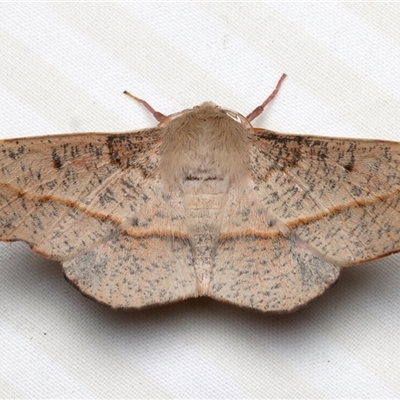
[160,116,251,187]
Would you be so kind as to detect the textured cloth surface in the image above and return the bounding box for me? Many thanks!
[1,3,400,398]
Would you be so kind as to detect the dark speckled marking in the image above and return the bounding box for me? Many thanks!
[52,149,62,169]
[344,162,354,172]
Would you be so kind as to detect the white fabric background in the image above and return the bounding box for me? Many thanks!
[1,3,400,398]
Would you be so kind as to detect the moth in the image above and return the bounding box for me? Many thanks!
[1,74,399,313]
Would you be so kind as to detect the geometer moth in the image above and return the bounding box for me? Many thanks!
[1,75,399,312]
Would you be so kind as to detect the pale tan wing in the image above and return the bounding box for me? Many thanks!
[0,130,159,258]
[209,131,400,313]
[251,130,400,266]
[63,192,197,309]
[208,183,340,313]
[0,131,197,308]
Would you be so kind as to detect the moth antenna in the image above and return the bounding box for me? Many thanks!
[246,73,287,122]
[123,91,166,122]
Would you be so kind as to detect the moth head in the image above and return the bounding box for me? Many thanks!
[158,102,253,130]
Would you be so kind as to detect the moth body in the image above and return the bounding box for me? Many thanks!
[159,103,253,295]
